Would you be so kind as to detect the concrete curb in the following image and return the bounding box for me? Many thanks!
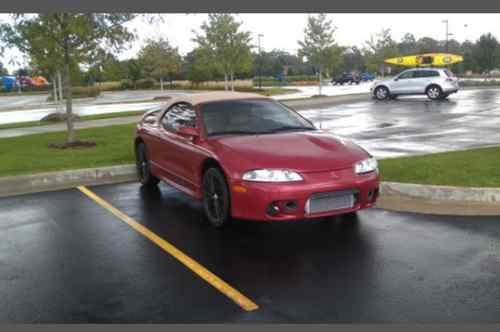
[377,182,500,216]
[1,165,500,216]
[0,165,137,198]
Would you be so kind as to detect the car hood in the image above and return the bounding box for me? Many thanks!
[208,131,369,173]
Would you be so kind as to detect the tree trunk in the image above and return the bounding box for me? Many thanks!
[224,72,228,91]
[57,71,63,101]
[160,77,164,92]
[230,72,235,91]
[63,56,75,144]
[52,75,58,103]
[318,68,323,96]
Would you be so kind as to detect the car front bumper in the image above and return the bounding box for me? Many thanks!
[229,168,379,221]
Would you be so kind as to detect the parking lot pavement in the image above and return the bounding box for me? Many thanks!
[2,181,500,323]
[302,89,500,158]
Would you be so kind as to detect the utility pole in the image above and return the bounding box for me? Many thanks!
[258,33,263,89]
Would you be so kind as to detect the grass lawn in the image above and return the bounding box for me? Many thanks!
[379,146,500,187]
[3,121,500,188]
[0,124,136,177]
[0,110,145,130]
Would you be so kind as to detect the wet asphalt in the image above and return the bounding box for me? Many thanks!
[302,88,500,158]
[1,181,500,323]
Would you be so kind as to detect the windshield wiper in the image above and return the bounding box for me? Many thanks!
[209,130,262,136]
[268,126,316,133]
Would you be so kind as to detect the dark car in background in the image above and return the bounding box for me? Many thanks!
[360,72,376,82]
[331,72,361,85]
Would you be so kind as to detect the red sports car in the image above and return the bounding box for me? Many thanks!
[135,92,379,227]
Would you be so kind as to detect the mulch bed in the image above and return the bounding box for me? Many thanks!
[48,140,97,149]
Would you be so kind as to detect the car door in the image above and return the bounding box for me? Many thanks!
[391,70,415,94]
[137,109,164,167]
[156,102,201,194]
[412,70,435,94]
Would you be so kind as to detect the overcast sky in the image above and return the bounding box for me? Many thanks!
[1,13,500,72]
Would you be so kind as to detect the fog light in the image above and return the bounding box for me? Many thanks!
[283,200,298,212]
[266,202,280,216]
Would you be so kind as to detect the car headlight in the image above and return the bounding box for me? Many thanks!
[354,157,378,175]
[242,169,303,182]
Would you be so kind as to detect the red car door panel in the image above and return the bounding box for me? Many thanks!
[155,102,203,194]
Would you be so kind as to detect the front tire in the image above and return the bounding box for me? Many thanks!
[202,167,231,228]
[135,143,159,188]
[426,85,443,100]
[374,86,389,100]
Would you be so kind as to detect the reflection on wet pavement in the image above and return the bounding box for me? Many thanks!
[299,89,500,158]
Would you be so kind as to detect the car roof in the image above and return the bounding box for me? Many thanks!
[165,91,270,106]
[406,67,444,71]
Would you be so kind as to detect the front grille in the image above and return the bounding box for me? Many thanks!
[305,189,355,215]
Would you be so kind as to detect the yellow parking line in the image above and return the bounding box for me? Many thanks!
[77,185,259,312]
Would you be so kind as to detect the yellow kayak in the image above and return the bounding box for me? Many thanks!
[384,53,464,67]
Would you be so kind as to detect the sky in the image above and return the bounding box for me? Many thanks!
[1,13,500,72]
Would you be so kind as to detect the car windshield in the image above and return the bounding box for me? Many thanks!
[201,99,315,137]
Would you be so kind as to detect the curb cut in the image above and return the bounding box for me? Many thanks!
[1,165,499,216]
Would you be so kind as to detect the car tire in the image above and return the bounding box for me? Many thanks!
[426,85,443,100]
[202,167,231,228]
[135,142,160,188]
[374,86,390,100]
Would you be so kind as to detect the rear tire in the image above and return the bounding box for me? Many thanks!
[135,143,159,188]
[426,85,443,100]
[202,167,231,228]
[374,86,389,100]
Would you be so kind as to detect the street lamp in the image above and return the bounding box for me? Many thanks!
[442,19,453,52]
[258,33,263,89]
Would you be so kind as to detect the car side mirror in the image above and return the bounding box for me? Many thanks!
[176,126,199,139]
[394,77,399,81]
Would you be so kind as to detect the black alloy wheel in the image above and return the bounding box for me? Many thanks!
[202,167,231,228]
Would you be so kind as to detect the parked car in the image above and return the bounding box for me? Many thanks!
[360,72,376,82]
[371,68,459,100]
[135,92,379,227]
[331,73,361,85]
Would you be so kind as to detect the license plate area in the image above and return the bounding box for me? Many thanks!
[305,189,356,215]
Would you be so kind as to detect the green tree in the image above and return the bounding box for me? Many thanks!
[193,14,253,91]
[473,33,499,75]
[416,37,439,53]
[338,46,364,74]
[138,38,182,91]
[185,47,221,86]
[461,40,478,74]
[124,59,144,87]
[0,61,8,76]
[0,14,135,145]
[298,14,340,95]
[398,33,417,55]
[364,29,399,75]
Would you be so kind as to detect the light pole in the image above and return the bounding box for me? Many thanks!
[442,19,453,52]
[258,33,263,89]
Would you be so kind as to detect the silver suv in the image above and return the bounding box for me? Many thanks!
[371,68,459,100]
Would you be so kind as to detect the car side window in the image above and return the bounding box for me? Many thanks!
[161,103,196,133]
[398,71,414,79]
[142,110,160,125]
[415,70,439,78]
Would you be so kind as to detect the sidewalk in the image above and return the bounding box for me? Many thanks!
[0,93,370,138]
[0,116,143,138]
